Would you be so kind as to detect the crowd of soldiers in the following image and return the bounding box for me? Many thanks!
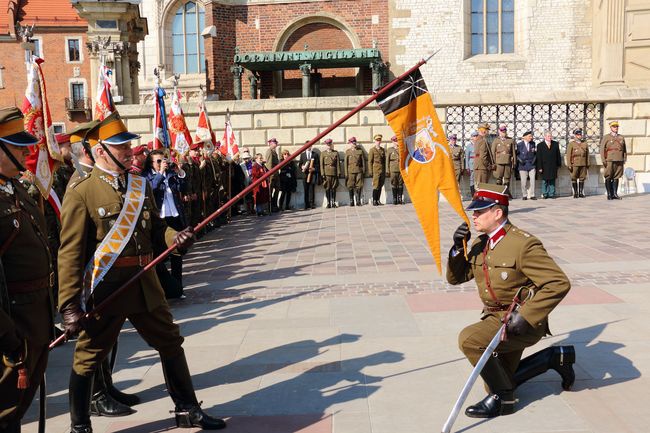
[448,120,627,201]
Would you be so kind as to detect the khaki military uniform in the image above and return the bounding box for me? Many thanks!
[599,133,626,180]
[0,179,53,428]
[491,137,515,185]
[450,144,465,182]
[387,148,403,188]
[368,146,386,190]
[566,140,589,181]
[67,163,94,188]
[320,148,340,191]
[447,223,570,379]
[58,167,182,376]
[345,147,365,190]
[473,136,494,186]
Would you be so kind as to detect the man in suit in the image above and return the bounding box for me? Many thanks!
[536,130,562,199]
[265,138,281,211]
[447,183,574,419]
[299,141,319,209]
[516,131,537,200]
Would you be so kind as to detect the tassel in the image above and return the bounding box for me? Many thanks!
[17,367,29,389]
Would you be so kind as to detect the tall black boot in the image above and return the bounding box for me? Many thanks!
[605,179,613,200]
[162,353,226,430]
[571,181,578,198]
[90,359,135,417]
[465,355,516,418]
[70,371,94,433]
[392,188,398,205]
[330,189,337,208]
[326,190,331,208]
[101,356,141,407]
[356,189,363,206]
[578,180,585,198]
[612,179,622,199]
[372,189,378,206]
[349,190,355,206]
[515,345,575,390]
[399,187,405,204]
[3,419,20,433]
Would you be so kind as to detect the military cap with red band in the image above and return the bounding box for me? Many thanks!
[465,183,509,211]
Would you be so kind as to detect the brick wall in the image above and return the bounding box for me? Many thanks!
[205,0,389,100]
[0,29,92,131]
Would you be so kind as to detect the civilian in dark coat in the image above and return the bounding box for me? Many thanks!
[299,143,320,209]
[516,131,537,200]
[278,149,297,211]
[536,131,562,199]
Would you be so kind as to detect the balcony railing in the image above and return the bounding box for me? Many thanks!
[65,97,92,120]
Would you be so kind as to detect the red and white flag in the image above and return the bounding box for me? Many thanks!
[167,90,192,155]
[195,100,216,153]
[94,64,114,121]
[220,116,239,159]
[21,56,63,201]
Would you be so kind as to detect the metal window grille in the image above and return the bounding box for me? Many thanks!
[445,103,604,153]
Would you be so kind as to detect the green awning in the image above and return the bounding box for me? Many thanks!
[234,48,382,71]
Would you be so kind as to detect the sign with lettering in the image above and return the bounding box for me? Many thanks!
[234,48,382,71]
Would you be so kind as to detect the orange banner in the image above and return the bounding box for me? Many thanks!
[378,69,469,273]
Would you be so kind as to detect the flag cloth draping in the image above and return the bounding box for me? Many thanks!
[153,85,170,150]
[195,100,216,153]
[94,64,114,121]
[22,56,63,200]
[377,68,469,274]
[168,90,192,155]
[221,117,239,159]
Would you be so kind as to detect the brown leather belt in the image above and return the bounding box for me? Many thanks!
[484,304,510,313]
[7,274,52,294]
[113,253,153,268]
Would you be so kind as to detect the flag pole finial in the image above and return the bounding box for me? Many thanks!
[423,48,442,64]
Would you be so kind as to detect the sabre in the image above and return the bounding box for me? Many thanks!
[441,324,505,433]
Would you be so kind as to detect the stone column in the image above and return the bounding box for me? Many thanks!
[598,0,625,85]
[312,72,322,97]
[300,63,312,98]
[248,72,259,99]
[231,65,243,100]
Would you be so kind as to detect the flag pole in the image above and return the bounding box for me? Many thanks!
[49,51,439,350]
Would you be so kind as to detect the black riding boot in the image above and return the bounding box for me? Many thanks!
[612,179,622,199]
[578,181,585,198]
[326,190,332,208]
[70,371,94,433]
[571,181,578,198]
[90,359,135,417]
[465,355,516,418]
[356,189,363,206]
[605,179,613,200]
[399,188,405,204]
[391,188,398,205]
[330,189,337,207]
[349,190,355,206]
[101,356,141,407]
[162,353,226,430]
[514,345,575,391]
[372,189,378,206]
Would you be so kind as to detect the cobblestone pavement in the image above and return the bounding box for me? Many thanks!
[25,192,650,433]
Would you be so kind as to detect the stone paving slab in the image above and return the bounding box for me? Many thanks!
[23,194,650,433]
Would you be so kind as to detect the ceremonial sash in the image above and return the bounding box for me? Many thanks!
[81,175,146,310]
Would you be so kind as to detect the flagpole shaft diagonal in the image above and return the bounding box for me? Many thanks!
[49,55,436,350]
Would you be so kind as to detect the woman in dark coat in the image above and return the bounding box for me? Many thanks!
[536,130,562,199]
[251,153,270,216]
[278,149,297,211]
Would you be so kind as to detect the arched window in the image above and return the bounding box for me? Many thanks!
[172,1,205,74]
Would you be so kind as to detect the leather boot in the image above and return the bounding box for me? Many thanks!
[515,346,575,391]
[90,360,135,417]
[101,357,141,407]
[326,190,331,208]
[162,353,226,430]
[605,179,612,200]
[356,190,362,206]
[330,190,337,208]
[349,190,355,206]
[70,371,94,433]
[372,189,378,206]
[572,181,578,198]
[3,419,20,433]
[399,188,405,204]
[392,188,398,205]
[465,355,515,418]
[377,189,383,205]
[578,181,585,198]
[612,179,622,199]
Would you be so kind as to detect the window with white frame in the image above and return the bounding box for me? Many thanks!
[67,38,81,62]
[470,0,514,55]
[71,82,85,109]
[33,37,43,58]
[0,65,4,89]
[53,123,66,134]
[172,1,206,74]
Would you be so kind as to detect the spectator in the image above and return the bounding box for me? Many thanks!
[239,149,254,215]
[279,149,297,211]
[251,153,270,216]
[536,130,562,199]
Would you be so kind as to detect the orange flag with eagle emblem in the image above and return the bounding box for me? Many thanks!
[377,68,469,273]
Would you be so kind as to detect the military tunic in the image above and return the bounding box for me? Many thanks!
[0,180,53,427]
[320,148,340,191]
[345,147,366,190]
[58,167,182,375]
[447,223,571,377]
[473,136,493,186]
[387,147,403,188]
[450,144,465,182]
[491,137,515,184]
[181,159,202,227]
[566,140,589,181]
[368,146,386,189]
[264,148,280,208]
[599,133,626,180]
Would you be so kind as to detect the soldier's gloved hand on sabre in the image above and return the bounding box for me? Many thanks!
[174,227,196,254]
[506,311,532,337]
[0,328,23,359]
[453,222,471,252]
[61,304,85,339]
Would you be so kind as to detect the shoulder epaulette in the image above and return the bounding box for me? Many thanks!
[69,172,93,189]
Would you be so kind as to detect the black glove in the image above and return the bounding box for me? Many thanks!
[174,227,196,254]
[506,311,532,337]
[61,304,85,340]
[452,222,471,251]
[0,328,23,358]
